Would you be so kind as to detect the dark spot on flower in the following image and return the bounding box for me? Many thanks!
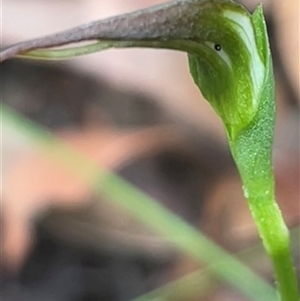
[214,44,221,51]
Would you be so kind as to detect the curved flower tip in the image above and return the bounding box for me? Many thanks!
[1,1,272,140]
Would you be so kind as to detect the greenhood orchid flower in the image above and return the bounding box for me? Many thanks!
[1,1,298,300]
[187,5,270,138]
[1,1,268,138]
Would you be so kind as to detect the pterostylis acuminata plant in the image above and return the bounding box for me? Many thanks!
[1,0,298,300]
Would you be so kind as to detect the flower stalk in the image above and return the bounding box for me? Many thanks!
[1,0,298,299]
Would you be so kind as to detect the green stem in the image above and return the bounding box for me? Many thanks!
[247,197,299,300]
[231,171,299,301]
[227,63,299,300]
[229,139,299,301]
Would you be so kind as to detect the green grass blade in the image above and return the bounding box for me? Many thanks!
[2,104,276,300]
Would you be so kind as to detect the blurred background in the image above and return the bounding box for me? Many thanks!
[1,0,299,300]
